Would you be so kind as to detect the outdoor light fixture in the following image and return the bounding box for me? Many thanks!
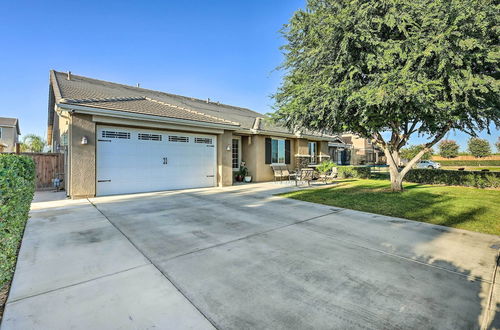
[226,145,231,151]
[81,136,88,145]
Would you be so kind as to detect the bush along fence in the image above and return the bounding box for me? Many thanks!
[0,154,35,292]
[337,166,371,179]
[405,169,500,188]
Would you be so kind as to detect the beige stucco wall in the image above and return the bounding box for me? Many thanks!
[217,130,233,187]
[0,126,19,152]
[241,135,300,182]
[69,114,96,198]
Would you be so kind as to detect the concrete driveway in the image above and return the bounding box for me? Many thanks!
[2,183,499,329]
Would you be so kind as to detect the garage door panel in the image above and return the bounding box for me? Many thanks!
[96,126,217,196]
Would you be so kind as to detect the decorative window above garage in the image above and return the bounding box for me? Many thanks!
[102,131,131,139]
[194,137,213,144]
[138,133,162,141]
[168,135,189,142]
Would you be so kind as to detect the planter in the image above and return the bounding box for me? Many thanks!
[235,175,243,182]
[244,176,252,183]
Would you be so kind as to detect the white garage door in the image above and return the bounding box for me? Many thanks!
[96,126,217,196]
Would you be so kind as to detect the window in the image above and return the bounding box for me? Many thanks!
[168,135,189,142]
[138,133,162,141]
[0,127,2,139]
[102,131,130,139]
[271,139,285,164]
[195,137,213,144]
[308,142,317,163]
[232,139,239,169]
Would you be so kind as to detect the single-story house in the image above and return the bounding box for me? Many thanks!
[0,117,20,152]
[47,70,358,198]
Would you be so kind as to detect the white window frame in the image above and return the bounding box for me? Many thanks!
[308,142,317,164]
[232,137,241,170]
[271,138,286,164]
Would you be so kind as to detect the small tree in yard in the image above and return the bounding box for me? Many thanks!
[438,140,459,159]
[468,137,491,158]
[19,134,46,153]
[400,145,433,162]
[272,0,499,191]
[496,138,500,153]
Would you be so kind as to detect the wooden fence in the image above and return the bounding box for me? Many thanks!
[20,153,64,190]
[432,155,500,161]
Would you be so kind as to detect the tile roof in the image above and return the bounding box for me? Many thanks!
[50,70,337,138]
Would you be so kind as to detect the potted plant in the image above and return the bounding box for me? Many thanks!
[236,162,251,183]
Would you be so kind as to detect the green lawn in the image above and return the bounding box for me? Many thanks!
[281,179,500,236]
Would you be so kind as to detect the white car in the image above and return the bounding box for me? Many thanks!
[416,160,441,169]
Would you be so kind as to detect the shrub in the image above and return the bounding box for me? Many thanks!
[437,160,500,166]
[0,154,35,290]
[468,137,491,158]
[337,166,371,179]
[316,160,336,174]
[438,140,459,158]
[405,168,500,188]
[400,145,433,161]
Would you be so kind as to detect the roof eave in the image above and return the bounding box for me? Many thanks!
[56,103,240,131]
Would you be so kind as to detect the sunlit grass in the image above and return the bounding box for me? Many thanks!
[281,179,500,236]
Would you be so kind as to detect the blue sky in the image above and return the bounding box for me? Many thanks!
[0,0,497,151]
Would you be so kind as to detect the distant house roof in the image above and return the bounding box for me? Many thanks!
[48,70,337,139]
[0,117,20,135]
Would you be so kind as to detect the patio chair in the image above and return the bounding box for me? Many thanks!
[295,168,314,187]
[320,167,338,184]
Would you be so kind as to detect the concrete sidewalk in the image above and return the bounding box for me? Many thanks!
[1,182,499,329]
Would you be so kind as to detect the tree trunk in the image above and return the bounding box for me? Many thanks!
[383,148,404,192]
[388,165,403,192]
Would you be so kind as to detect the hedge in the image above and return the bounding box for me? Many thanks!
[0,154,35,291]
[337,166,371,179]
[405,168,500,188]
[437,160,500,166]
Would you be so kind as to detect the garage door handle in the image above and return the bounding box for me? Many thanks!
[206,175,214,177]
[163,157,168,165]
[98,180,111,182]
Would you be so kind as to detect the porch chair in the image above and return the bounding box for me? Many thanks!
[295,168,314,187]
[321,167,338,184]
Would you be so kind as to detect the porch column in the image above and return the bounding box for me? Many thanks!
[217,130,233,186]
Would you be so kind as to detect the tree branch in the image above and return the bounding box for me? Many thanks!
[400,126,452,177]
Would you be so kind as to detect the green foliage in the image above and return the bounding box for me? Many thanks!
[20,134,46,153]
[438,160,500,166]
[496,138,500,153]
[316,160,336,174]
[405,168,500,188]
[438,140,459,158]
[272,0,499,190]
[0,154,35,290]
[468,137,492,158]
[273,0,499,137]
[400,145,433,161]
[337,166,371,179]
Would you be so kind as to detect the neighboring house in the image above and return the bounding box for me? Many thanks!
[48,70,343,198]
[0,117,20,152]
[341,133,386,165]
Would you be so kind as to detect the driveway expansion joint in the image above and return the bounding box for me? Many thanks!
[6,263,150,305]
[301,225,497,284]
[163,210,341,262]
[87,199,221,330]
